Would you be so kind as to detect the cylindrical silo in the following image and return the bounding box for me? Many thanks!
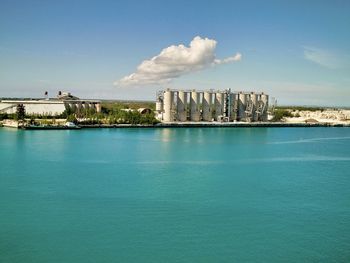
[238,92,246,121]
[251,92,258,121]
[163,89,174,122]
[215,92,224,121]
[261,93,269,121]
[177,90,187,122]
[230,93,238,121]
[190,90,200,121]
[244,93,254,122]
[202,91,212,121]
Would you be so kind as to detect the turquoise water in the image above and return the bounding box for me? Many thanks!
[1,127,350,262]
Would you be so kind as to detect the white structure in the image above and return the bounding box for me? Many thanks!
[0,100,66,116]
[0,92,101,116]
[215,92,224,121]
[250,93,258,122]
[163,89,174,122]
[177,90,187,122]
[238,92,247,121]
[260,93,269,121]
[202,91,213,121]
[156,89,270,123]
[230,93,239,121]
[190,90,200,121]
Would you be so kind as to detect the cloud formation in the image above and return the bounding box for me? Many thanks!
[303,46,339,69]
[115,36,241,86]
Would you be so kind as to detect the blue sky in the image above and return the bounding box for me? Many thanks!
[0,0,349,106]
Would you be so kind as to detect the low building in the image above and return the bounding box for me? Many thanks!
[0,91,101,116]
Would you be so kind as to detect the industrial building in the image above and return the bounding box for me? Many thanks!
[0,91,101,116]
[156,89,269,122]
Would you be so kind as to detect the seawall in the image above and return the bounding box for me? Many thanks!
[79,122,350,129]
[1,121,350,130]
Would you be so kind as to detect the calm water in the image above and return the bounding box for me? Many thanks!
[1,127,350,262]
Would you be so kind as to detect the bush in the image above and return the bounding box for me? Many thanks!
[0,113,13,120]
[275,106,325,112]
[3,104,159,126]
[101,109,158,125]
[66,114,78,124]
[272,109,293,122]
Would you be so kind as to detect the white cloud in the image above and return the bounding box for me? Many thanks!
[115,36,241,86]
[214,53,242,65]
[303,46,340,69]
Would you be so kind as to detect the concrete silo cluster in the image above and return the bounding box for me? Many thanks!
[156,89,269,122]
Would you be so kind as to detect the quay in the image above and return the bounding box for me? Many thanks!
[77,122,350,129]
[1,121,350,130]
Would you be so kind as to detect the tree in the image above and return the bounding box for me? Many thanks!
[60,106,74,118]
[16,104,26,121]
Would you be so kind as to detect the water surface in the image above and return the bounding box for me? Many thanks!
[1,127,350,262]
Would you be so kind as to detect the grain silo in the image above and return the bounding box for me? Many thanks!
[163,89,175,122]
[238,92,247,121]
[230,93,238,121]
[156,88,270,123]
[250,92,258,121]
[260,93,269,121]
[244,93,254,122]
[190,90,200,121]
[177,90,187,122]
[215,92,224,121]
[202,91,213,121]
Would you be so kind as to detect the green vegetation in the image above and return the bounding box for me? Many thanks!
[66,114,78,124]
[0,113,15,120]
[108,111,159,125]
[60,101,159,125]
[96,101,159,125]
[15,104,26,121]
[272,106,328,122]
[271,109,293,122]
[68,101,159,125]
[26,114,62,119]
[272,106,328,121]
[0,101,159,126]
[102,101,156,111]
[276,106,325,112]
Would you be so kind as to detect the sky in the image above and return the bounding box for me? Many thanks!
[0,0,349,106]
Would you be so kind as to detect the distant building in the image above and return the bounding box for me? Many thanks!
[156,89,269,122]
[0,91,101,116]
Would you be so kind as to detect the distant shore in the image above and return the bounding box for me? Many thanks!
[1,107,350,130]
[78,122,350,128]
[1,121,349,130]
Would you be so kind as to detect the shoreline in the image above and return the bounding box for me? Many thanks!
[81,122,350,128]
[1,121,349,130]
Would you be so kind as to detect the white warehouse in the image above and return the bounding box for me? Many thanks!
[0,92,101,116]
